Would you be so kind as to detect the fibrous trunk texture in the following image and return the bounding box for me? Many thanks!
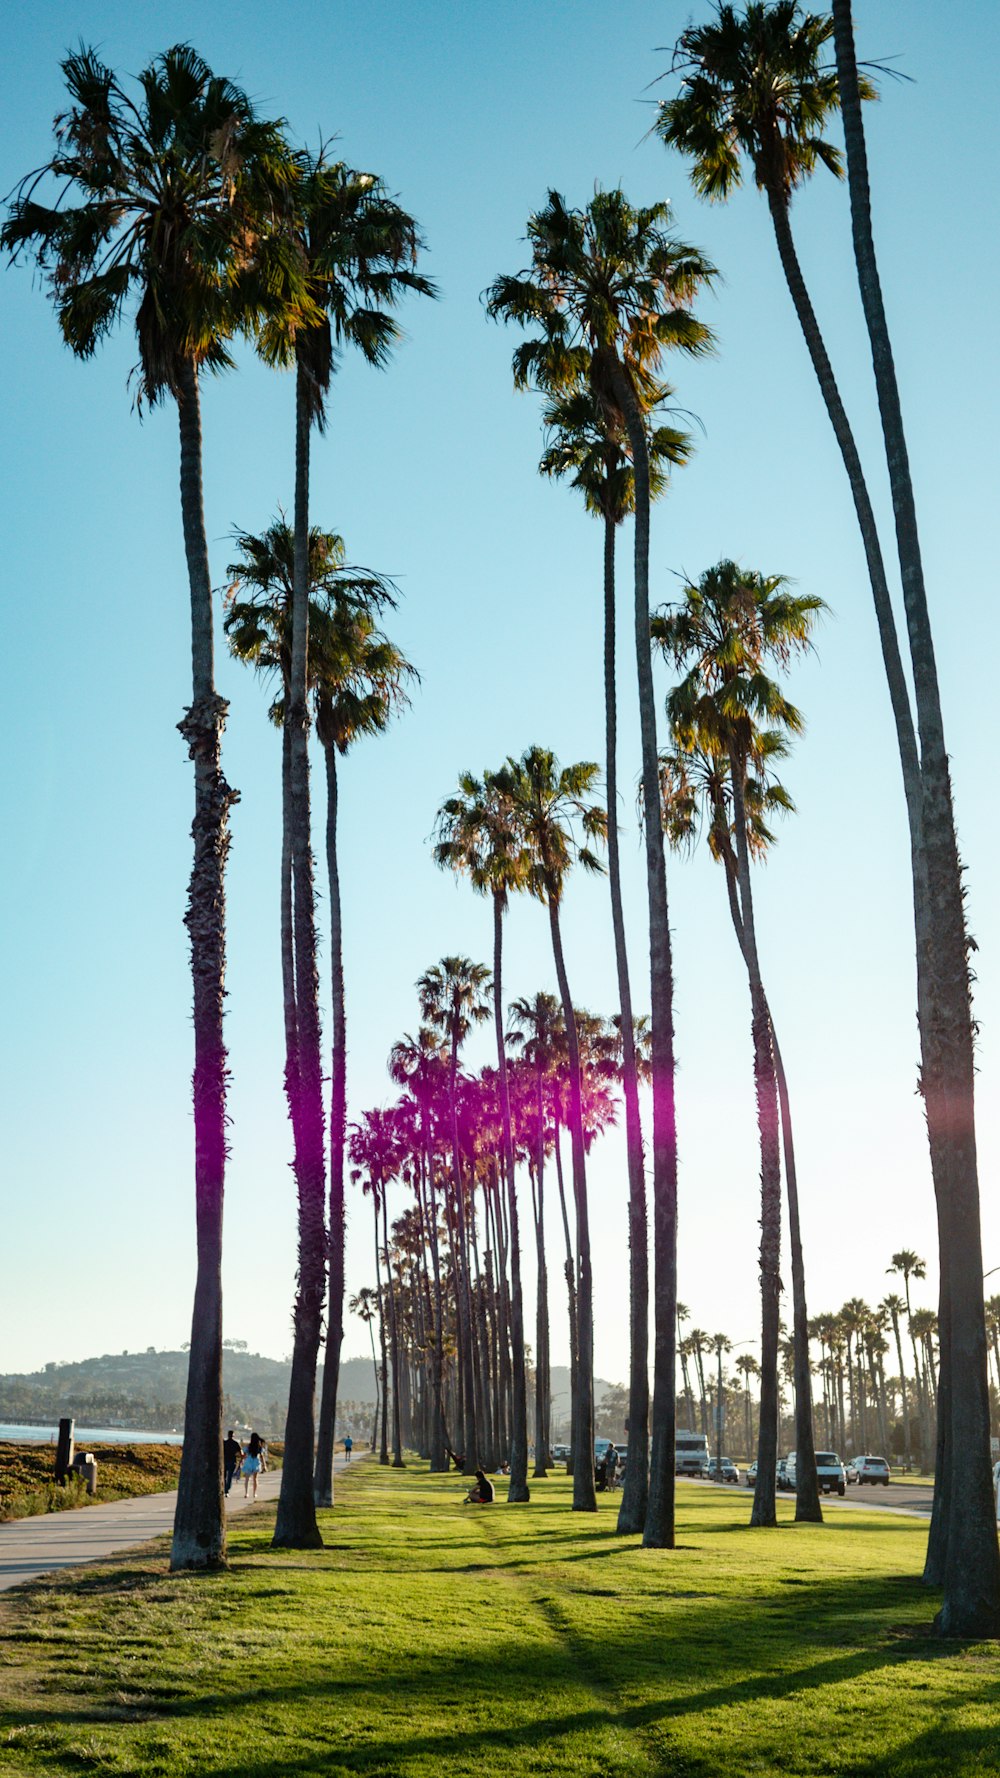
[314,744,346,1506]
[171,358,237,1574]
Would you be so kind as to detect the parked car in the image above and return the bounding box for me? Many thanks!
[707,1457,740,1484]
[552,1444,570,1463]
[776,1459,793,1491]
[848,1455,891,1486]
[745,1459,757,1487]
[785,1450,847,1496]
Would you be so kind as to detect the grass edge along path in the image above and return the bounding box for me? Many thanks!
[2,1463,1000,1777]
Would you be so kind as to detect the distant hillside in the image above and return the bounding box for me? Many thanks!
[0,1348,622,1439]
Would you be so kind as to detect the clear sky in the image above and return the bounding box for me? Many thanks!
[3,2,998,1389]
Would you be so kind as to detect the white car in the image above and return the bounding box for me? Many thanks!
[786,1450,847,1496]
[848,1455,891,1486]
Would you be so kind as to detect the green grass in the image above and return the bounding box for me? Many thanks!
[1,1462,998,1777]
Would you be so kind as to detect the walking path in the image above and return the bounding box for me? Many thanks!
[0,1452,356,1593]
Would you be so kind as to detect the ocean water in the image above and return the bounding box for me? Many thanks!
[0,1423,183,1445]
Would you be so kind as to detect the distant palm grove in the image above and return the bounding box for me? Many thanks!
[5,0,998,1638]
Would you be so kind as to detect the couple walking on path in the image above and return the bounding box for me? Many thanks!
[223,1430,266,1499]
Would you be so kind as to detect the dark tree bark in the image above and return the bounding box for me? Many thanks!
[611,363,679,1551]
[831,0,999,1638]
[273,362,326,1552]
[171,358,238,1574]
[601,509,651,1537]
[382,1194,404,1466]
[449,1025,479,1465]
[314,744,346,1506]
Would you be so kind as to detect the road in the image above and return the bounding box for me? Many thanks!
[687,1476,935,1517]
[0,1451,356,1593]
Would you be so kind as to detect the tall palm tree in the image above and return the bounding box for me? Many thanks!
[489,748,606,1511]
[417,958,493,1465]
[487,190,714,1547]
[434,774,533,1503]
[349,1289,381,1448]
[253,156,430,1550]
[830,0,998,1636]
[655,560,823,1525]
[735,1354,760,1458]
[711,1334,733,1478]
[308,553,414,1506]
[223,520,414,1515]
[2,44,302,1572]
[539,385,690,1534]
[508,992,563,1480]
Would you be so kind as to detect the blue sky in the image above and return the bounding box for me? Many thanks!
[3,1,998,1388]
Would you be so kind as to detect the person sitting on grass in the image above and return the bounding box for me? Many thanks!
[463,1467,495,1504]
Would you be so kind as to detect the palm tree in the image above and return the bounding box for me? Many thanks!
[2,44,303,1572]
[539,386,690,1535]
[735,1354,760,1459]
[417,958,493,1465]
[252,156,430,1549]
[490,747,606,1510]
[388,1028,452,1469]
[830,0,998,1637]
[308,550,414,1506]
[655,560,823,1525]
[985,1298,1000,1404]
[434,774,533,1503]
[880,1294,912,1470]
[508,992,562,1481]
[488,193,714,1546]
[711,1335,733,1478]
[224,520,414,1517]
[350,1109,408,1466]
[349,1289,380,1448]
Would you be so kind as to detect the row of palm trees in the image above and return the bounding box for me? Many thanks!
[7,2,995,1634]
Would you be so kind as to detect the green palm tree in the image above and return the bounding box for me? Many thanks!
[711,1335,733,1479]
[487,190,714,1546]
[434,775,533,1503]
[2,43,304,1573]
[830,0,997,1635]
[489,748,606,1511]
[252,156,430,1547]
[655,559,823,1525]
[735,1354,760,1459]
[349,1289,381,1449]
[417,958,493,1466]
[539,383,690,1535]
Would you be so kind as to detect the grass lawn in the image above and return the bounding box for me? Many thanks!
[1,1461,998,1777]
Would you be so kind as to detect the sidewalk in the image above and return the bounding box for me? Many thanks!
[0,1452,355,1593]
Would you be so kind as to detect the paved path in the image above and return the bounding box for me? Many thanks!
[685,1475,936,1519]
[0,1453,357,1594]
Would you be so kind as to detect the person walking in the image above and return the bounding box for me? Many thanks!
[242,1431,264,1501]
[344,1434,353,1462]
[605,1443,619,1492]
[223,1429,243,1498]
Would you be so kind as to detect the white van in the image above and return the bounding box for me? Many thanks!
[785,1450,846,1496]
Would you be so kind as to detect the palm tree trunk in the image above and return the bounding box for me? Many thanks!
[771,1034,821,1522]
[831,2,999,1638]
[366,1312,380,1450]
[273,361,326,1552]
[531,1113,551,1480]
[891,1308,912,1468]
[546,896,596,1513]
[314,742,346,1507]
[373,1201,390,1465]
[171,358,238,1574]
[449,1031,479,1465]
[612,362,679,1550]
[727,752,781,1530]
[492,894,530,1502]
[600,508,651,1536]
[382,1195,404,1466]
